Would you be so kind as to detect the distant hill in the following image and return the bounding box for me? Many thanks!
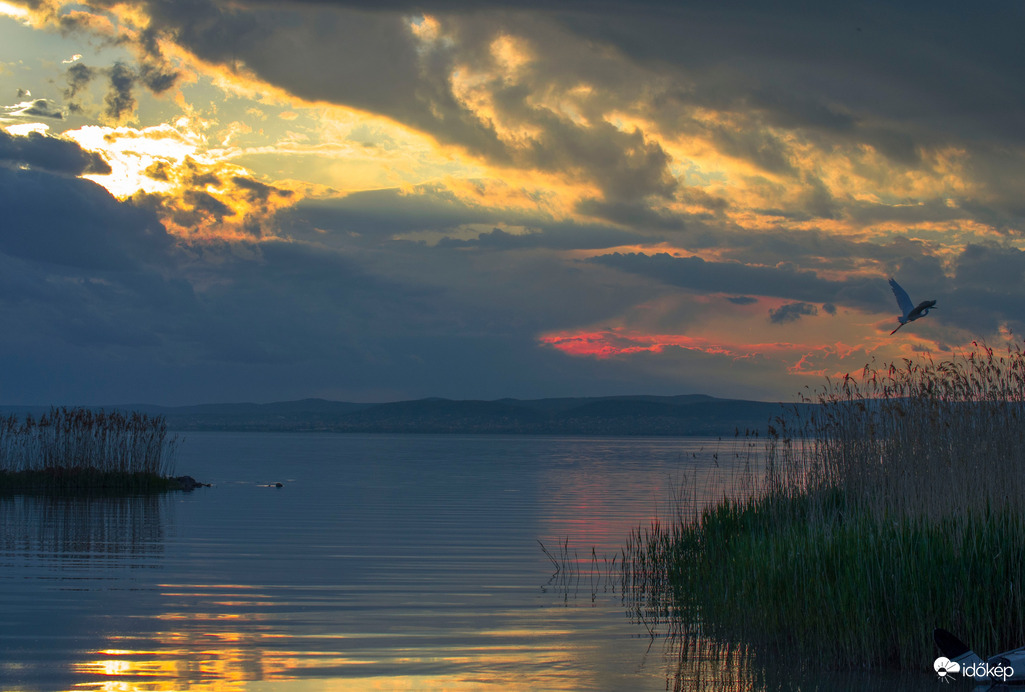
[0,394,801,436]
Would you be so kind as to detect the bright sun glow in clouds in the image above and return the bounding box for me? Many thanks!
[65,123,208,198]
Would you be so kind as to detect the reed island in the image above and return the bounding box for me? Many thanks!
[624,342,1025,671]
[0,407,201,493]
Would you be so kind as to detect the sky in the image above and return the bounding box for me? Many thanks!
[0,1,1023,405]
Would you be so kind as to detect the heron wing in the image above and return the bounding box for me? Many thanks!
[889,278,914,318]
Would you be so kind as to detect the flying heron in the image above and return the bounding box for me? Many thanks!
[888,277,937,335]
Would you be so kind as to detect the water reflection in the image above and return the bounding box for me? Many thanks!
[535,440,947,692]
[0,434,944,691]
[541,572,949,692]
[657,636,948,692]
[0,494,170,690]
[0,494,166,565]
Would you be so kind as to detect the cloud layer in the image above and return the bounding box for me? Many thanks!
[1,2,1024,404]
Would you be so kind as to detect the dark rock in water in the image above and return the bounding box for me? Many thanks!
[173,475,209,491]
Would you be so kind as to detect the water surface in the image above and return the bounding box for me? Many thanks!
[0,433,946,691]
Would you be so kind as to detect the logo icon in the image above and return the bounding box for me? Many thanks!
[935,656,960,681]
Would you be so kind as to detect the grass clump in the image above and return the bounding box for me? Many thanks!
[625,342,1025,670]
[0,407,183,493]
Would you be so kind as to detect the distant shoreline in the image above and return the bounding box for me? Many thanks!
[0,395,799,437]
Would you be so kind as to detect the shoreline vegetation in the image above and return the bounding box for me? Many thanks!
[0,407,203,494]
[624,342,1025,673]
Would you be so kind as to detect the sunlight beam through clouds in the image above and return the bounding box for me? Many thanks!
[0,1,27,19]
[65,122,204,198]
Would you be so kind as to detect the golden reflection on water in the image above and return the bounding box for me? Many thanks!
[73,629,592,692]
[69,574,595,692]
[3,436,868,692]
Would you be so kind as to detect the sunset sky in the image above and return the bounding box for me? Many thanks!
[1,1,1023,405]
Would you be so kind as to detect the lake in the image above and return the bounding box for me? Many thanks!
[0,433,944,691]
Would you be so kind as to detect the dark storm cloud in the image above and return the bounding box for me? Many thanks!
[130,189,226,234]
[59,1,679,203]
[291,185,647,251]
[183,190,232,218]
[131,20,182,93]
[558,1,1025,140]
[0,154,487,401]
[63,62,95,104]
[11,98,65,119]
[437,223,640,250]
[938,244,1025,333]
[103,61,136,122]
[7,0,1025,406]
[33,0,1025,148]
[678,225,933,277]
[0,130,111,175]
[0,193,622,404]
[63,57,175,120]
[518,113,677,201]
[133,1,422,112]
[42,0,1025,232]
[574,197,687,232]
[768,301,818,324]
[163,239,426,366]
[710,125,795,177]
[0,165,166,269]
[590,252,844,304]
[138,60,180,94]
[293,186,514,240]
[231,175,292,202]
[954,244,1025,290]
[591,248,1023,336]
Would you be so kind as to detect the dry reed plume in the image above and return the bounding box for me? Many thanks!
[768,341,1025,519]
[623,342,1025,672]
[0,408,179,489]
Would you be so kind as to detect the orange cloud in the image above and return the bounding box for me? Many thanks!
[131,157,305,241]
[538,326,931,391]
[539,327,792,360]
[65,123,309,241]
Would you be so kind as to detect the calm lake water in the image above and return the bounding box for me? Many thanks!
[0,433,948,691]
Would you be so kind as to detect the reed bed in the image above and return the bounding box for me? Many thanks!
[623,343,1025,671]
[769,342,1025,519]
[0,407,180,492]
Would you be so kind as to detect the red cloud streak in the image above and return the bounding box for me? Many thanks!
[540,329,773,359]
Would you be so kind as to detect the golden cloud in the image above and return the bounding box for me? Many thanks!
[65,123,306,241]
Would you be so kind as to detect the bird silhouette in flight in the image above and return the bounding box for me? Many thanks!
[888,278,937,335]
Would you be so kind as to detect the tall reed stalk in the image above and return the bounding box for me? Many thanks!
[624,343,1025,671]
[768,342,1025,519]
[0,408,178,481]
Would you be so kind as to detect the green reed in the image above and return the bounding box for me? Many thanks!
[624,342,1025,670]
[0,407,179,491]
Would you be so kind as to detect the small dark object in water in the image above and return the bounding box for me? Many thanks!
[173,475,209,491]
[263,482,283,488]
